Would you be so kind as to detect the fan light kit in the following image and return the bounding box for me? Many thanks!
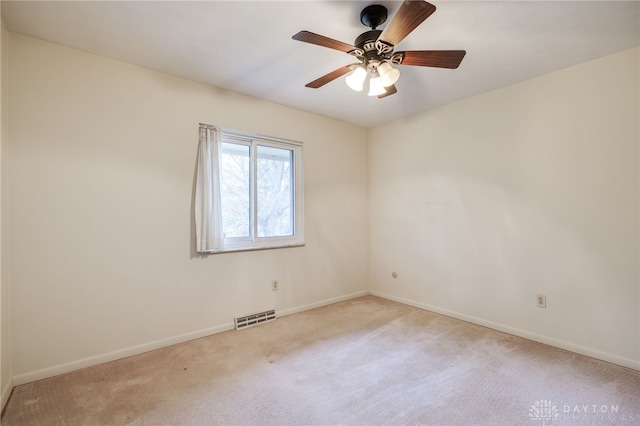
[292,0,466,99]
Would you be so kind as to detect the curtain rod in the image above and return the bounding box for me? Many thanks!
[198,123,303,147]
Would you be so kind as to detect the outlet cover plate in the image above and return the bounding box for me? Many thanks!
[536,294,547,308]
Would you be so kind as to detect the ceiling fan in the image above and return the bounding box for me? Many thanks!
[292,0,466,98]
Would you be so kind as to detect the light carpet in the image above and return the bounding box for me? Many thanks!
[3,296,639,425]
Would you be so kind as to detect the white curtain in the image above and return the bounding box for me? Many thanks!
[195,125,224,252]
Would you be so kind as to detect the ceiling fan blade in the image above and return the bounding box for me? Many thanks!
[293,31,358,54]
[396,50,467,69]
[378,85,398,99]
[378,0,437,46]
[305,64,358,89]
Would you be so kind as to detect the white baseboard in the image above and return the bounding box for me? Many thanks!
[12,322,235,386]
[277,290,369,318]
[13,289,636,387]
[370,290,640,371]
[1,376,13,413]
[12,290,370,386]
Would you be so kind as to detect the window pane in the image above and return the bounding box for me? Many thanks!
[257,145,293,237]
[220,142,251,238]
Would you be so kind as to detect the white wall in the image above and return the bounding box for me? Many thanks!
[369,47,640,369]
[7,34,369,383]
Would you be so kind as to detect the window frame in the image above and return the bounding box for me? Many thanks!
[216,127,304,253]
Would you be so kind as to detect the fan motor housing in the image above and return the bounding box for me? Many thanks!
[354,30,382,50]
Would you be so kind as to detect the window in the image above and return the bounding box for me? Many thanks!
[195,125,304,253]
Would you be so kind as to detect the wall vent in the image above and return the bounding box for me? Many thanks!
[235,309,276,330]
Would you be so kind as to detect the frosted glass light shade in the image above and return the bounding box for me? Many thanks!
[345,66,367,92]
[368,76,386,96]
[378,62,400,87]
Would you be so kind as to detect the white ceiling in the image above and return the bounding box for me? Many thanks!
[2,1,639,128]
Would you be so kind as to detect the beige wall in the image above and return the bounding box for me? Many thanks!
[1,18,12,410]
[4,31,639,388]
[7,34,369,382]
[369,47,640,369]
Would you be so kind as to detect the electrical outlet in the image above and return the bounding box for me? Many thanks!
[272,280,279,291]
[536,294,546,308]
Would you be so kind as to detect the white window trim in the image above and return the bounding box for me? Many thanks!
[198,124,304,254]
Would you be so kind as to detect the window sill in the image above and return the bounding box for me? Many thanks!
[198,243,306,255]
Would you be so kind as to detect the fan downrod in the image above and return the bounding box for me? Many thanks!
[360,5,388,30]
